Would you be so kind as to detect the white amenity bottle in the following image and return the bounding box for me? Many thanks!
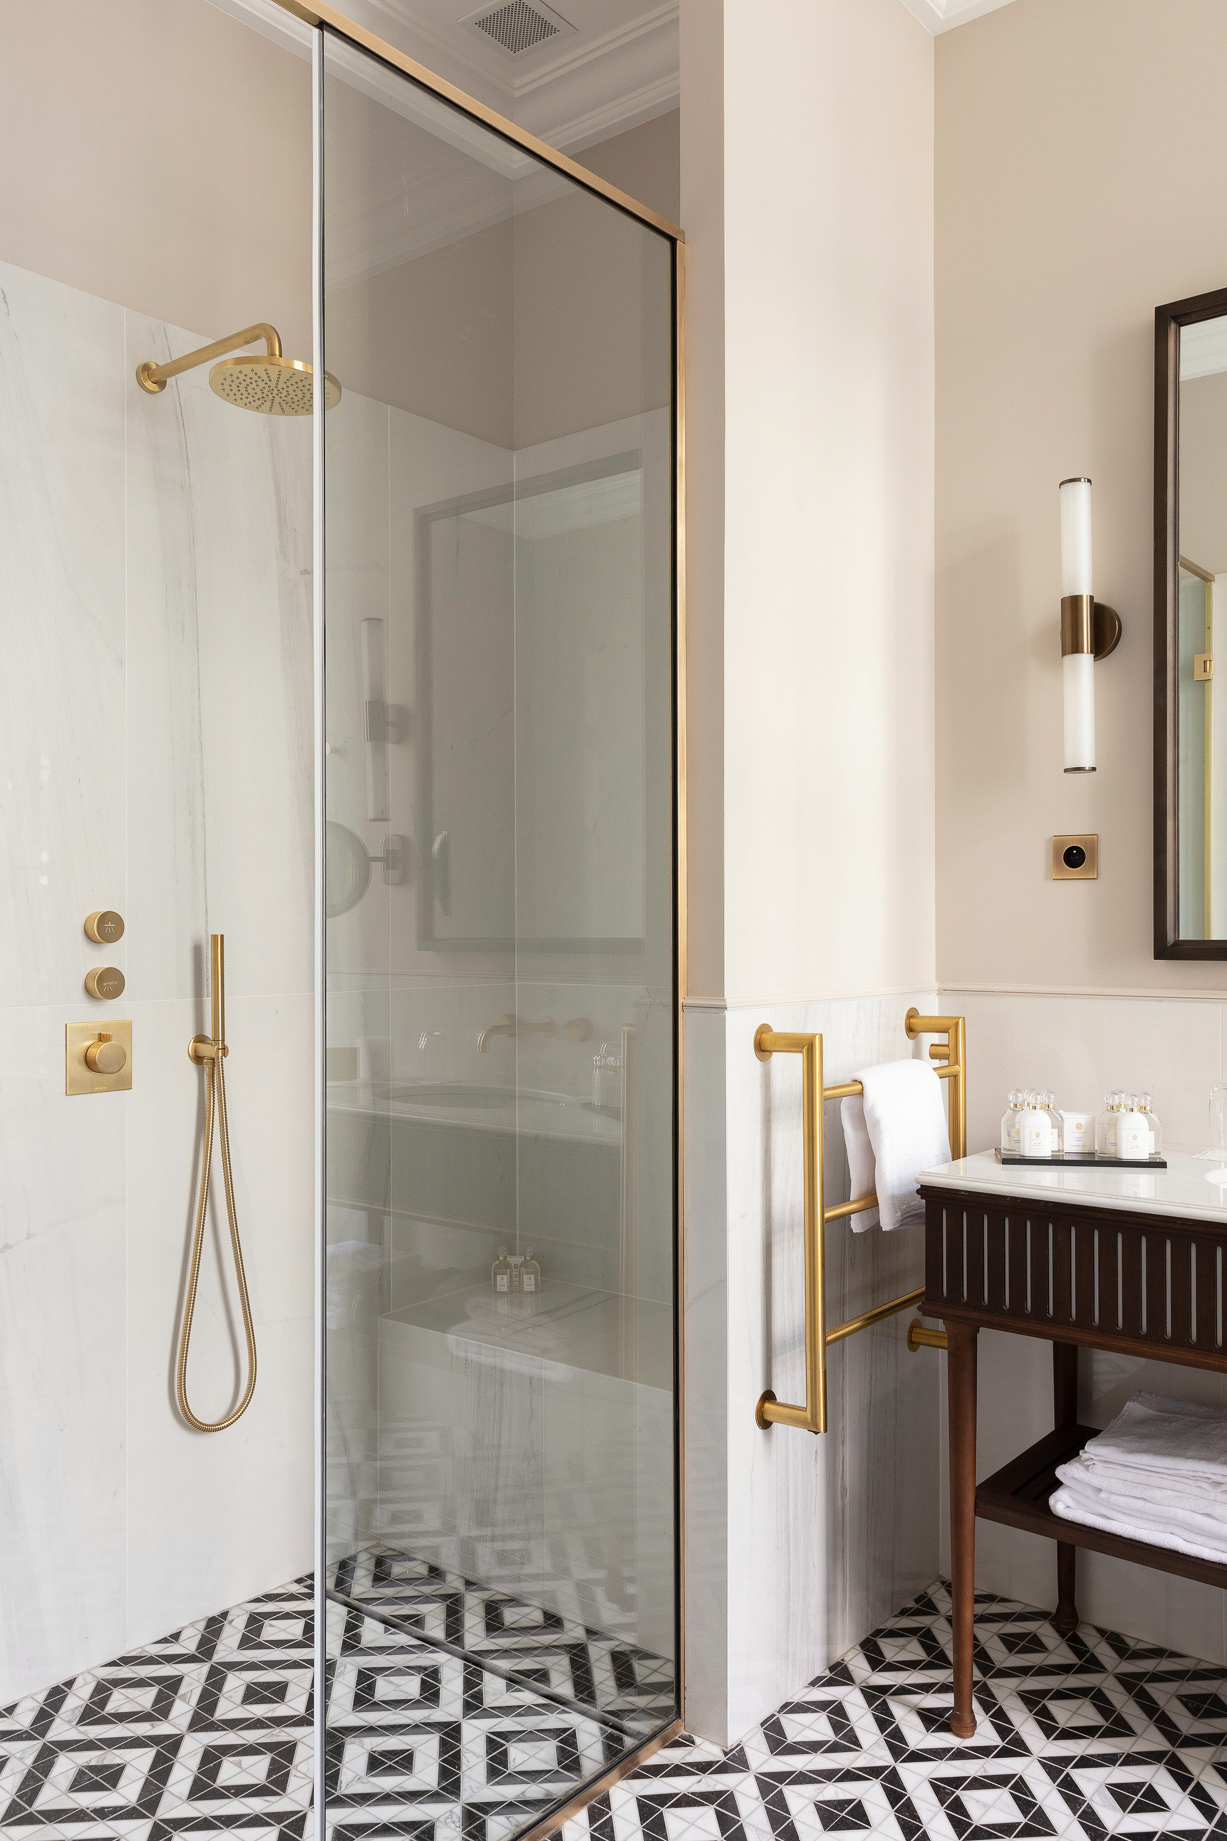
[1001,1090,1025,1153]
[1041,1091,1064,1153]
[1020,1091,1055,1158]
[1138,1092,1162,1157]
[1117,1094,1150,1162]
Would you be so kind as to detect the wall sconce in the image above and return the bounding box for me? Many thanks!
[1059,477,1122,773]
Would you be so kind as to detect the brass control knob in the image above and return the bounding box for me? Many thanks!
[85,1033,127,1075]
[85,910,124,944]
[85,966,125,1000]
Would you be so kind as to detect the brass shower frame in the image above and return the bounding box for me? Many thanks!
[269,1,689,1826]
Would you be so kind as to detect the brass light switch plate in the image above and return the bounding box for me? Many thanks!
[66,1019,132,1095]
[1052,834,1098,880]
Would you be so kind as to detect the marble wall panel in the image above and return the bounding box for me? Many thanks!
[0,262,126,1007]
[0,1003,127,1704]
[123,992,314,1647]
[0,262,315,1699]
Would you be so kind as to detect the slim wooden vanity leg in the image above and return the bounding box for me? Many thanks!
[947,1320,979,1738]
[1052,1340,1080,1634]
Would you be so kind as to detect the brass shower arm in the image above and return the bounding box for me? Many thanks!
[136,322,284,395]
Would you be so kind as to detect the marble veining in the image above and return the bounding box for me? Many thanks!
[0,259,314,1706]
[684,992,943,1747]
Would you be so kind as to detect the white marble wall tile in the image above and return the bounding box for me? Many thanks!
[0,269,316,1701]
[684,992,943,1747]
[125,313,313,1003]
[123,993,314,1646]
[0,262,126,1007]
[0,1002,128,1704]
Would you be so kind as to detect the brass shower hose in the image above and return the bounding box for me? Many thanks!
[177,933,257,1432]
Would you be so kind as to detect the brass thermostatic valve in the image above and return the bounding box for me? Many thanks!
[85,1033,127,1075]
[85,966,125,1000]
[1052,834,1098,880]
[66,1020,133,1095]
[85,909,124,944]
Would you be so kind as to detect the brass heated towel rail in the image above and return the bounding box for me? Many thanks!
[754,1008,965,1436]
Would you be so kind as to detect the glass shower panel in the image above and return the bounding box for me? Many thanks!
[321,28,678,1837]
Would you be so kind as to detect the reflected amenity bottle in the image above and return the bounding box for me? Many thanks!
[520,1247,541,1311]
[1096,1092,1125,1156]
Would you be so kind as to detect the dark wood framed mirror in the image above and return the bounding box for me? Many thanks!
[1155,283,1227,957]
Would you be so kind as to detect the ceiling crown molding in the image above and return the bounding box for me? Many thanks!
[514,2,676,98]
[897,0,1016,33]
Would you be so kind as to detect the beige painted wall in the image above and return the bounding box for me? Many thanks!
[0,0,313,358]
[935,0,1227,994]
[684,0,936,1003]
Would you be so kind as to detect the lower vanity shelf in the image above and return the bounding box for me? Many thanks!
[976,1422,1227,1591]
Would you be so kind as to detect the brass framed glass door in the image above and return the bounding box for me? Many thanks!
[314,16,682,1835]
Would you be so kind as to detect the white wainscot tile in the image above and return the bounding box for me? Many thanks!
[0,262,126,1006]
[1098,996,1220,1147]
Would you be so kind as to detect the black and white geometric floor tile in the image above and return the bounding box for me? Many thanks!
[330,1547,675,1737]
[562,1580,1227,1841]
[11,1574,1227,1841]
[0,1565,648,1841]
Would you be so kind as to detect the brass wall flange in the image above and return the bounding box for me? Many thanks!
[1061,595,1121,660]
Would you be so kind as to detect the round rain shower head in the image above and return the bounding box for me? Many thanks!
[208,353,342,416]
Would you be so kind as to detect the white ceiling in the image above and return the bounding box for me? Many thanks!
[897,0,1017,33]
[327,0,679,151]
[210,0,1018,161]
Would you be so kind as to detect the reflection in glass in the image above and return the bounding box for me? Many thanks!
[1177,316,1227,938]
[321,27,678,1836]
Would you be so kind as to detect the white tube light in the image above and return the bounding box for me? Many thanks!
[1060,477,1096,773]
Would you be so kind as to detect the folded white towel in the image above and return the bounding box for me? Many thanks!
[1079,1455,1227,1513]
[840,1059,951,1232]
[1054,1454,1227,1549]
[1081,1390,1227,1485]
[1051,1475,1227,1567]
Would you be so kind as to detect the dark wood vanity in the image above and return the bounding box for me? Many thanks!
[921,1152,1227,1738]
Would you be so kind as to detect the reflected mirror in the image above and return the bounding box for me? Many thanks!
[417,453,650,952]
[1156,287,1227,955]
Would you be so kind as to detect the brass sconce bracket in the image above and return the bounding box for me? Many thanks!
[1061,595,1122,661]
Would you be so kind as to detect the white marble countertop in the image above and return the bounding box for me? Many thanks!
[918,1147,1227,1227]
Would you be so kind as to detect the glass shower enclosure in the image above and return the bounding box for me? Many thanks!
[316,17,682,1835]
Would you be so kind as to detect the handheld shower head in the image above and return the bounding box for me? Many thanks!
[135,322,341,416]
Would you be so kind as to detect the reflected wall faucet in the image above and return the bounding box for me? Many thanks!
[477,1014,592,1051]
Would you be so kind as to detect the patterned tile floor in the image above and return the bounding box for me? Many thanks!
[7,1573,1227,1839]
[565,1580,1227,1841]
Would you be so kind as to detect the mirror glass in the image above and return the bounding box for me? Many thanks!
[1177,313,1227,938]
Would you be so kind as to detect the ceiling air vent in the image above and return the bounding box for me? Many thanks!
[460,0,576,58]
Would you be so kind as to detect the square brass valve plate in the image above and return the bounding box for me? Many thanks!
[66,1019,133,1095]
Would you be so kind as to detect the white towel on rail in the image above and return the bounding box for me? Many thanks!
[840,1059,951,1233]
